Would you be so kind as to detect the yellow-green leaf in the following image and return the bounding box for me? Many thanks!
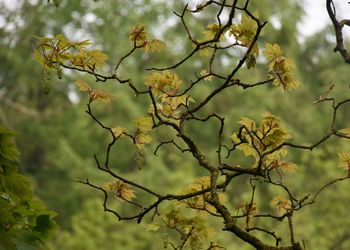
[229,12,258,47]
[338,151,350,171]
[103,180,136,202]
[75,80,91,92]
[145,223,160,232]
[231,133,240,144]
[89,50,108,67]
[263,43,283,61]
[200,69,213,81]
[136,133,152,145]
[237,143,258,157]
[33,49,45,66]
[144,39,166,52]
[238,117,256,130]
[338,128,350,136]
[199,47,211,57]
[182,176,227,214]
[169,95,194,109]
[279,161,298,173]
[202,23,223,40]
[112,127,128,137]
[90,90,113,103]
[146,70,182,96]
[271,196,291,212]
[129,25,148,46]
[135,132,152,149]
[264,43,301,91]
[134,117,153,132]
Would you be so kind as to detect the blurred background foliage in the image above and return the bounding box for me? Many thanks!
[0,0,349,249]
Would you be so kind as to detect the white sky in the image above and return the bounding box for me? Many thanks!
[301,0,349,37]
[301,1,329,36]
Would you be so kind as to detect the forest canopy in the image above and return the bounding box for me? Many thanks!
[0,0,349,249]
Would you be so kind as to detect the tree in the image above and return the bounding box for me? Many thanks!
[33,1,349,249]
[0,126,57,249]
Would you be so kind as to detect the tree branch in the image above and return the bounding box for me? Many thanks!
[326,0,350,63]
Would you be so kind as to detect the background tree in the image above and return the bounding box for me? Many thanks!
[0,126,56,249]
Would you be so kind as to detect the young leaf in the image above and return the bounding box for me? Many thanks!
[146,70,182,92]
[134,117,153,132]
[237,143,258,157]
[135,133,152,149]
[229,13,258,46]
[338,128,350,136]
[338,151,350,171]
[129,25,148,46]
[111,127,128,137]
[75,80,91,92]
[233,113,291,167]
[263,43,283,61]
[89,90,114,103]
[202,23,223,40]
[264,43,301,91]
[198,47,212,57]
[238,117,256,130]
[144,39,166,52]
[168,95,194,109]
[279,161,298,173]
[90,50,108,67]
[268,159,297,173]
[103,180,136,202]
[271,196,291,213]
[200,69,213,81]
[145,223,160,232]
[182,176,226,214]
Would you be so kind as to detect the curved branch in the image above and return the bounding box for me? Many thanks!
[326,0,350,63]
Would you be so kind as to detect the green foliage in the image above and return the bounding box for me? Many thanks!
[0,126,57,250]
[56,199,161,250]
[2,0,350,249]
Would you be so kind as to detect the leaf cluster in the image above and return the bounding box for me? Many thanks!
[146,70,195,121]
[264,43,301,90]
[229,13,260,68]
[0,127,56,250]
[129,25,166,52]
[231,113,294,170]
